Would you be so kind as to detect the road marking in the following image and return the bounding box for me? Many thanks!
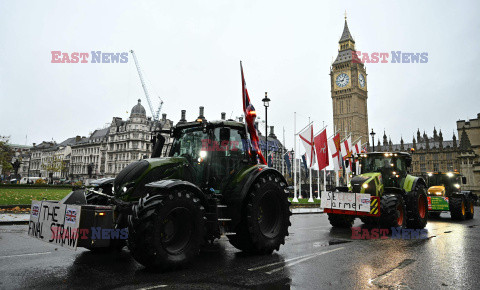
[368,259,415,287]
[265,247,345,274]
[138,285,168,290]
[248,252,320,271]
[0,252,51,259]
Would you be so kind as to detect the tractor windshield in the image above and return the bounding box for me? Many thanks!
[426,173,461,193]
[361,155,407,175]
[169,127,209,162]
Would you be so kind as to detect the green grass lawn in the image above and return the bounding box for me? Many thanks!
[288,198,321,204]
[0,188,72,205]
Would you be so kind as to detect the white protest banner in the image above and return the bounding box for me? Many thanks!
[28,200,82,250]
[321,192,371,213]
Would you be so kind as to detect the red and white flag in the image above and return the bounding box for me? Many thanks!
[241,61,266,165]
[314,129,329,171]
[341,136,352,173]
[353,141,361,175]
[340,136,352,158]
[328,133,342,172]
[299,124,316,168]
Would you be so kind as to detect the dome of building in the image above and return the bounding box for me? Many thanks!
[130,99,146,118]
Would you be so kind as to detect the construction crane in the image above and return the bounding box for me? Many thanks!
[130,50,164,122]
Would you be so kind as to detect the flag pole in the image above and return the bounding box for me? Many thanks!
[308,117,313,203]
[282,126,285,176]
[293,112,298,203]
[316,165,320,199]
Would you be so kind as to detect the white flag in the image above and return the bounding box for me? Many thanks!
[340,136,352,158]
[299,124,316,168]
[353,141,361,175]
[328,138,341,172]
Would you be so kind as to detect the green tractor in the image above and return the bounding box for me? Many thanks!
[323,152,428,229]
[426,172,476,220]
[31,118,291,269]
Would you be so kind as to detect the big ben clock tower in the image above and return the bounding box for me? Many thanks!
[330,16,369,146]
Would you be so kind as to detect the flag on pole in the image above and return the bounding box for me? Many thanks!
[352,141,362,175]
[314,129,329,171]
[299,124,316,168]
[328,133,342,172]
[241,61,266,165]
[341,136,352,173]
[301,154,309,178]
[284,151,292,176]
[362,144,368,153]
[340,136,352,158]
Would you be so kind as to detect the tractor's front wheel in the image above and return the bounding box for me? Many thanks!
[380,194,406,228]
[128,190,206,269]
[406,184,428,229]
[328,214,355,228]
[228,174,291,254]
[450,197,466,221]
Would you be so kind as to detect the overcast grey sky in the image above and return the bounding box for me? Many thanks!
[1,0,479,155]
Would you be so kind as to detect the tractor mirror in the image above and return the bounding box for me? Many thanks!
[462,176,467,184]
[151,133,165,158]
[406,157,412,168]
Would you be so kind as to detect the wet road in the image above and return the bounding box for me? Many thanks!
[1,209,479,289]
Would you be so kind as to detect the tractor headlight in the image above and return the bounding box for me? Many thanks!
[123,186,128,193]
[454,183,460,189]
[435,191,442,195]
[362,183,369,189]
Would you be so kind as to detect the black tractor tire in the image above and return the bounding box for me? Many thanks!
[127,190,206,270]
[328,214,355,228]
[379,194,406,228]
[466,199,475,220]
[450,197,466,221]
[429,212,441,219]
[406,184,428,229]
[227,174,291,254]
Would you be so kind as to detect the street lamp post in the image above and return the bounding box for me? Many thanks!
[370,129,376,152]
[262,92,271,160]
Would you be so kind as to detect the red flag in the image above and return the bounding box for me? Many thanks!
[241,61,266,165]
[314,129,329,171]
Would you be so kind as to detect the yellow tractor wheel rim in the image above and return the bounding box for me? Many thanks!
[461,201,465,216]
[471,203,474,214]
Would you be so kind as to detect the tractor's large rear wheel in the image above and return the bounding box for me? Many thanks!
[406,184,428,229]
[227,174,291,254]
[328,214,355,228]
[379,194,406,228]
[450,197,466,221]
[128,190,206,269]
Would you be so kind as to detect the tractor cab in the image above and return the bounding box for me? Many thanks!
[155,119,256,192]
[426,172,466,197]
[357,152,412,188]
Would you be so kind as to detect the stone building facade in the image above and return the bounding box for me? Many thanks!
[70,99,174,180]
[331,17,369,145]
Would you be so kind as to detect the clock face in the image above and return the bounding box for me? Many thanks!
[336,73,349,88]
[359,73,366,88]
